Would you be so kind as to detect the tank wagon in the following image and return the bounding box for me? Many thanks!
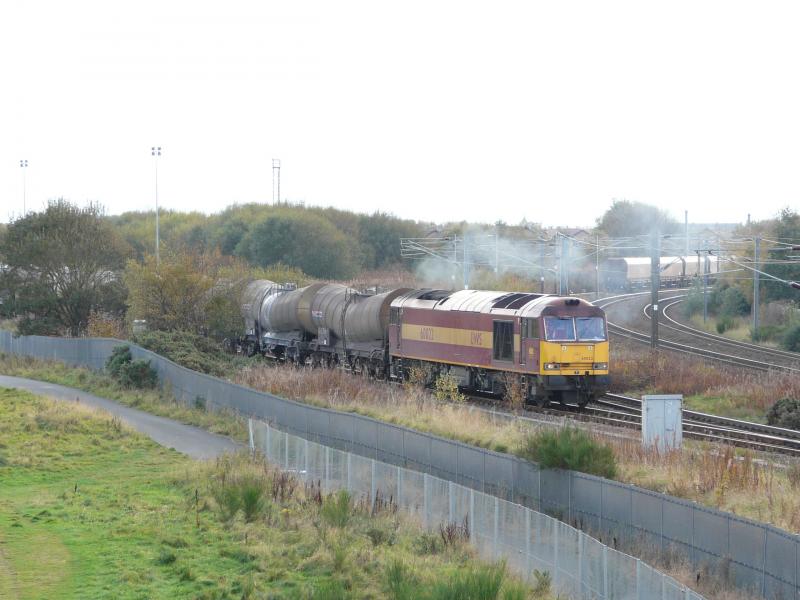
[603,255,720,291]
[240,283,610,407]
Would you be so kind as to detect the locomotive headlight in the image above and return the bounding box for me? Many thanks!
[544,363,560,370]
[592,362,608,370]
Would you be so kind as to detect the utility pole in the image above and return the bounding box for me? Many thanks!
[558,234,570,295]
[494,230,499,274]
[684,210,689,256]
[272,159,281,204]
[650,230,660,349]
[19,159,28,215]
[539,240,545,293]
[463,234,469,289]
[595,234,600,300]
[151,146,161,264]
[752,237,760,340]
[703,240,709,324]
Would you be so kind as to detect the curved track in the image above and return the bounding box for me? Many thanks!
[596,291,800,373]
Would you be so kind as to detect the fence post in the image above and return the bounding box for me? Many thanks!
[248,418,254,453]
[448,481,454,523]
[266,423,271,460]
[636,558,642,600]
[325,446,330,491]
[554,520,560,590]
[469,488,475,543]
[493,496,499,559]
[603,544,609,599]
[347,452,352,492]
[304,439,309,481]
[397,466,402,506]
[370,459,376,508]
[577,532,583,596]
[525,509,532,577]
[761,527,768,597]
[284,431,289,470]
[424,473,431,529]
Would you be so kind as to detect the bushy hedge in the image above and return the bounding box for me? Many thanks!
[133,330,240,377]
[766,398,800,430]
[517,427,617,479]
[105,345,158,389]
[781,324,800,352]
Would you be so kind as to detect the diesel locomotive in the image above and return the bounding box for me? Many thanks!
[240,281,610,407]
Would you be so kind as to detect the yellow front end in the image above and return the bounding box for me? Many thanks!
[539,341,610,376]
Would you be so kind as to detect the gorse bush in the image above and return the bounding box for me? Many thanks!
[518,427,617,479]
[766,397,800,430]
[320,490,352,528]
[781,324,800,352]
[133,330,240,377]
[105,345,157,389]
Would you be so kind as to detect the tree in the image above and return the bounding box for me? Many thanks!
[763,208,800,302]
[0,199,129,336]
[596,199,679,240]
[235,211,357,279]
[124,247,274,339]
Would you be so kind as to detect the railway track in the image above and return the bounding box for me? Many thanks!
[469,391,800,457]
[596,292,800,373]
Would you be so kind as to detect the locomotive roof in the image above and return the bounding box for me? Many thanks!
[391,289,603,318]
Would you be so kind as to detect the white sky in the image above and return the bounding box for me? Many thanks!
[1,1,799,227]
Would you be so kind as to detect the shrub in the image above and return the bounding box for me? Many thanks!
[719,286,750,318]
[386,560,418,600]
[240,479,267,523]
[751,325,783,342]
[320,490,351,528]
[133,330,236,376]
[106,345,132,379]
[781,324,800,352]
[518,427,617,479]
[430,563,506,600]
[716,316,734,334]
[433,373,465,403]
[155,548,177,565]
[105,345,157,389]
[766,398,800,430]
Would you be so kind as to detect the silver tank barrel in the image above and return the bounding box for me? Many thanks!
[306,284,355,337]
[263,283,324,333]
[241,280,276,331]
[343,288,411,342]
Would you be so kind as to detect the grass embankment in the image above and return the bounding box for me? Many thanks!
[2,353,800,537]
[610,340,800,423]
[0,353,248,443]
[0,387,549,599]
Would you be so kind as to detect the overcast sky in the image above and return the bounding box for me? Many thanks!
[1,1,798,227]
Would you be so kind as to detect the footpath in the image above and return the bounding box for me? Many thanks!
[0,375,241,459]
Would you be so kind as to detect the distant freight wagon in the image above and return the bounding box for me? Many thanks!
[603,255,720,290]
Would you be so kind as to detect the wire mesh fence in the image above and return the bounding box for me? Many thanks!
[249,417,704,600]
[1,331,797,599]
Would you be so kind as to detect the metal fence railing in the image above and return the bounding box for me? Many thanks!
[1,330,796,599]
[249,417,704,600]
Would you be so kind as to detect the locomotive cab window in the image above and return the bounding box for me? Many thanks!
[576,317,606,341]
[522,318,539,339]
[492,320,514,361]
[389,307,401,325]
[543,317,576,341]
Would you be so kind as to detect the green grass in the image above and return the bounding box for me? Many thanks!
[683,395,767,423]
[0,352,248,442]
[0,387,551,600]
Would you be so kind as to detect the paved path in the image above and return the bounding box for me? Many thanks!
[0,375,242,459]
